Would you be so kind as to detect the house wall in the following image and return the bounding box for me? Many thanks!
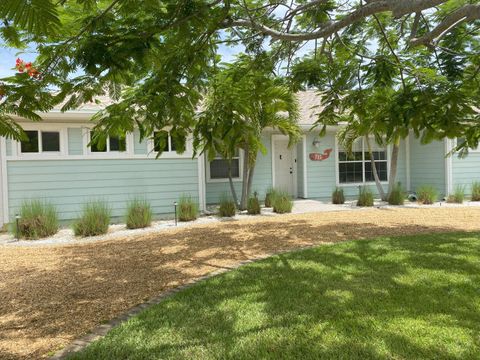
[205,134,273,204]
[452,150,480,196]
[409,136,446,197]
[3,125,200,223]
[305,132,408,199]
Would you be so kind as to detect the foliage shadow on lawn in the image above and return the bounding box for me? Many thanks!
[69,232,480,360]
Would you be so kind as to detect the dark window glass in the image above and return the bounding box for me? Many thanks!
[339,151,363,161]
[42,132,60,152]
[339,162,363,183]
[210,159,240,179]
[154,131,169,152]
[109,136,126,152]
[21,131,39,153]
[90,132,106,152]
[365,161,388,182]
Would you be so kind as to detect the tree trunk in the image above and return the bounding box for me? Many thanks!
[387,139,400,196]
[240,147,250,210]
[365,136,387,201]
[227,161,239,208]
[246,161,256,200]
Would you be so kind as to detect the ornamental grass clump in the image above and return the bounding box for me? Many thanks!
[247,194,261,215]
[471,181,480,201]
[332,187,345,204]
[264,188,279,207]
[273,191,293,214]
[357,187,374,207]
[416,185,438,205]
[73,200,111,237]
[388,183,405,205]
[126,198,152,229]
[13,200,59,239]
[447,185,465,204]
[218,195,236,217]
[178,195,198,222]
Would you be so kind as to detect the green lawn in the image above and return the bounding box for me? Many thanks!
[70,233,480,360]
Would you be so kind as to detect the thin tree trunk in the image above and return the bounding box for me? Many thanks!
[246,161,256,200]
[240,146,250,210]
[387,139,400,196]
[365,136,386,201]
[227,161,239,207]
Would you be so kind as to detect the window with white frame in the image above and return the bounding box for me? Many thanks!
[209,150,241,180]
[90,131,127,153]
[153,131,177,153]
[338,138,388,184]
[20,130,61,153]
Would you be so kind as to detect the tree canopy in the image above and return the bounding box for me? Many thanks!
[0,0,479,150]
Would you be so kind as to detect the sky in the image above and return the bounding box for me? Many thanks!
[0,39,316,79]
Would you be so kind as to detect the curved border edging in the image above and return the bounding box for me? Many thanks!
[49,245,317,359]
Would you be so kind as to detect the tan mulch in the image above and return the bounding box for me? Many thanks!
[1,207,480,359]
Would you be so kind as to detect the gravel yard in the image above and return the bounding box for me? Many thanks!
[1,207,480,359]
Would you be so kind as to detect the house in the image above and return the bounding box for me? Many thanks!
[0,91,479,227]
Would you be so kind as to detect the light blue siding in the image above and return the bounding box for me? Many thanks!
[5,138,12,156]
[410,137,446,197]
[134,129,148,155]
[305,133,408,199]
[7,159,199,221]
[67,128,83,155]
[452,151,480,196]
[205,134,273,204]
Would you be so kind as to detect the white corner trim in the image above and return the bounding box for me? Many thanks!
[0,137,8,225]
[405,133,411,192]
[197,154,206,211]
[271,134,276,188]
[302,134,308,198]
[445,138,453,195]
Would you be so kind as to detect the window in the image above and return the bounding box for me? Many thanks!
[338,138,388,184]
[153,131,176,153]
[90,132,126,153]
[209,150,241,180]
[20,130,60,153]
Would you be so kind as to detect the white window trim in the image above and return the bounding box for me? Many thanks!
[146,131,194,159]
[84,129,133,157]
[6,123,195,161]
[335,137,390,187]
[15,124,67,159]
[206,150,244,183]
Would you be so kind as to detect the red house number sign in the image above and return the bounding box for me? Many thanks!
[309,148,333,161]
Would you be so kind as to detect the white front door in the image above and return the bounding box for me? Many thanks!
[273,138,295,196]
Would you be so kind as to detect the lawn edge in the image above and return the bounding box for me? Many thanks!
[49,230,477,359]
[50,243,321,359]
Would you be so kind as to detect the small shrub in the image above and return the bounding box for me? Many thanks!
[416,185,438,205]
[73,201,111,237]
[265,188,279,208]
[273,191,293,214]
[126,198,152,229]
[332,187,345,205]
[218,196,236,217]
[447,185,465,204]
[13,200,58,239]
[247,194,261,215]
[357,187,374,207]
[388,183,405,205]
[178,195,198,222]
[472,181,480,201]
